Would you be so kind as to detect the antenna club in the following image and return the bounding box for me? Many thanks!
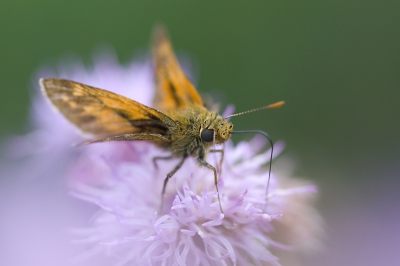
[267,101,285,109]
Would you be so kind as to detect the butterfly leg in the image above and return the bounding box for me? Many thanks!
[212,147,243,179]
[197,159,224,213]
[153,155,174,170]
[209,149,224,175]
[162,155,187,195]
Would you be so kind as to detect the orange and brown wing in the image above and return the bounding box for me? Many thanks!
[40,78,176,137]
[152,27,204,111]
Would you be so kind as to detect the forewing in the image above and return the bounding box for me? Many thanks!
[40,78,176,137]
[152,27,204,111]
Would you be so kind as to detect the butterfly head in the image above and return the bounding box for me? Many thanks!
[200,116,234,145]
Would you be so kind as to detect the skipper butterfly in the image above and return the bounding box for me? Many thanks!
[40,27,284,212]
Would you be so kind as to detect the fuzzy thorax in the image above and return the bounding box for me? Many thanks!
[165,104,233,158]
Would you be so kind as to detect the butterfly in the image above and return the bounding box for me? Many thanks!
[40,27,284,213]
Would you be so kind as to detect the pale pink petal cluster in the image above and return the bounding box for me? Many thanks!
[69,137,307,265]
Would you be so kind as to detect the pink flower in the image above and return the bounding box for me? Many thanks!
[3,49,322,265]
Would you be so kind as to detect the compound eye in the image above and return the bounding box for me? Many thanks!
[201,129,214,143]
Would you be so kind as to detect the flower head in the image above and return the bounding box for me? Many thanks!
[70,136,297,265]
[5,49,322,265]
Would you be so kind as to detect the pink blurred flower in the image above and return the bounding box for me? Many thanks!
[2,49,322,266]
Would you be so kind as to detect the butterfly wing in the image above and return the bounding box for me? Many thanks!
[152,27,204,111]
[40,78,176,137]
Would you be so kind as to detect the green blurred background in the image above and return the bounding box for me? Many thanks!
[1,1,399,265]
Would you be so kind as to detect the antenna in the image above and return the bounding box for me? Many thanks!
[224,101,285,119]
[226,100,284,211]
